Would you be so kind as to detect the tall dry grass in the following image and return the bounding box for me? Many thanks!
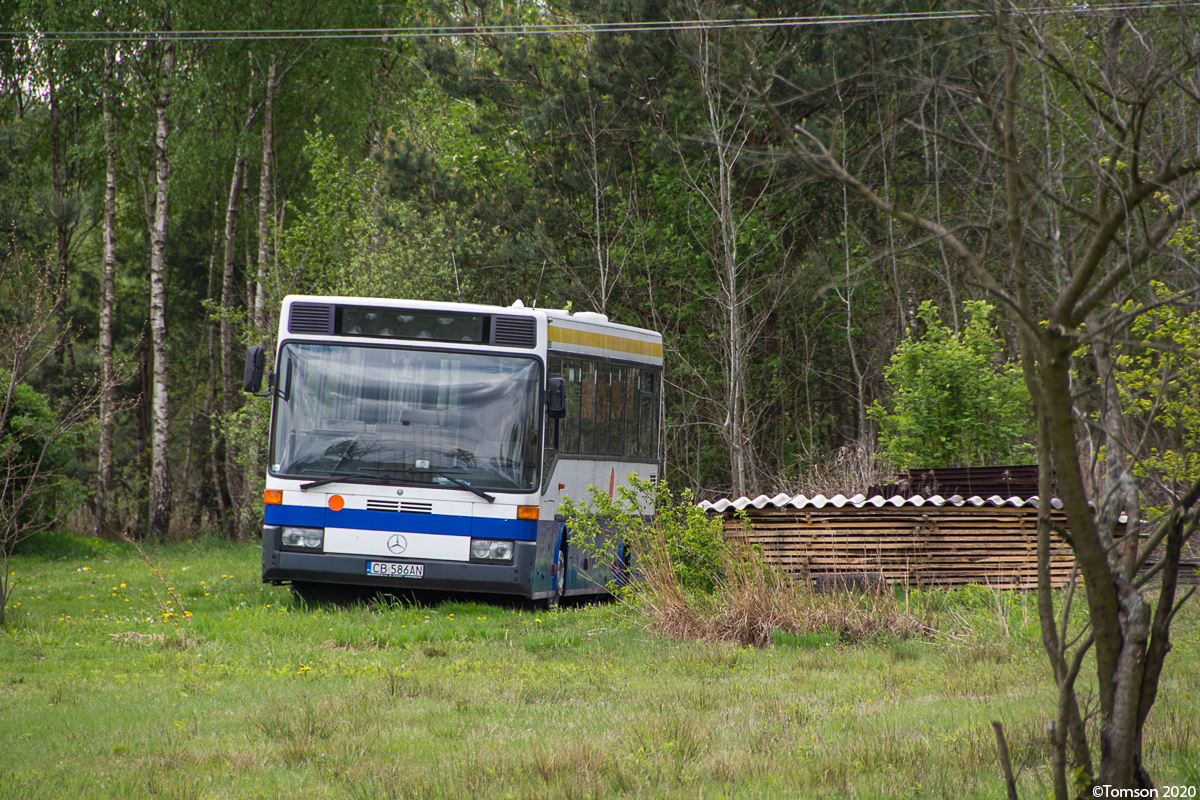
[636,540,933,646]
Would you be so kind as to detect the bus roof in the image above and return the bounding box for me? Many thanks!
[280,294,662,364]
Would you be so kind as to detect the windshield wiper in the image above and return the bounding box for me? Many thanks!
[394,467,495,503]
[300,466,496,503]
[434,470,496,503]
[299,471,393,491]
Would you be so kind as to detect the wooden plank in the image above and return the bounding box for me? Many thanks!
[720,505,1101,589]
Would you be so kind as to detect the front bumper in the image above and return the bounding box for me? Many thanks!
[261,525,538,598]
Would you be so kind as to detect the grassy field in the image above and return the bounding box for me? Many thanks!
[1,535,1198,799]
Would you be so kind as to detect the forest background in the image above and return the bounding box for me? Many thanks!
[2,0,1198,545]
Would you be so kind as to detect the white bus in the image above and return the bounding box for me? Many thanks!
[245,295,662,606]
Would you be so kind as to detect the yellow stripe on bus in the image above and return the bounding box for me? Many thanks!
[548,326,663,360]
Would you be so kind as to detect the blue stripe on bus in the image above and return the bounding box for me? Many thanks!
[265,505,325,528]
[469,516,539,541]
[264,504,538,541]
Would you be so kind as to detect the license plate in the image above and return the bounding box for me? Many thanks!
[366,561,424,579]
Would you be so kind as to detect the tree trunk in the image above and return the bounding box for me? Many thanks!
[217,154,245,537]
[229,53,277,541]
[217,71,261,539]
[97,44,118,537]
[690,22,751,497]
[148,34,174,541]
[219,146,248,539]
[202,197,229,537]
[254,54,276,339]
[47,72,72,369]
[136,338,151,538]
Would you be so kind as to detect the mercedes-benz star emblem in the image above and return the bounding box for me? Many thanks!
[387,534,408,555]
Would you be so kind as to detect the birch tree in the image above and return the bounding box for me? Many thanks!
[97,42,118,536]
[147,26,174,540]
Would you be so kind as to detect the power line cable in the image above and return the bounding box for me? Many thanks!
[0,3,1189,44]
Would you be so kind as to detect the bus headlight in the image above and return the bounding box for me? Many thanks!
[281,526,325,550]
[470,539,514,563]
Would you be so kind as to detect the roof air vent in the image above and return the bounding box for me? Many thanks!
[491,315,536,348]
[289,303,334,334]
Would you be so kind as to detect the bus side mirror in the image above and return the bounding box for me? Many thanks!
[243,346,266,393]
[547,376,566,419]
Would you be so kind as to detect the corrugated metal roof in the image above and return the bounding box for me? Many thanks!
[699,493,1064,514]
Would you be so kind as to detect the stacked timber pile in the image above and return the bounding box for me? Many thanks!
[700,493,1084,590]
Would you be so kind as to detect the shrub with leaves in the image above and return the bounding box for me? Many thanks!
[0,371,85,623]
[0,370,78,533]
[1114,280,1200,513]
[561,475,728,595]
[870,300,1035,469]
[1,252,106,626]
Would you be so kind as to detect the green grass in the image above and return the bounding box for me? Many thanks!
[2,535,1198,799]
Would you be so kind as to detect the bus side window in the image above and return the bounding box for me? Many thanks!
[624,368,637,457]
[639,371,658,459]
[595,362,611,456]
[546,357,562,453]
[580,361,598,455]
[610,366,627,456]
[564,360,582,453]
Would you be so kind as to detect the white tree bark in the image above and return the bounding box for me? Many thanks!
[148,34,174,539]
[98,43,118,536]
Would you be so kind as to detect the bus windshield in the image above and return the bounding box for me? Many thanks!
[269,343,543,493]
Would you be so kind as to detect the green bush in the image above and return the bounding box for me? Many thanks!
[869,300,1035,469]
[561,475,729,594]
[1,370,80,535]
[1114,280,1200,514]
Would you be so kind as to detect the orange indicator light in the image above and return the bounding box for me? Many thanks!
[328,495,345,511]
[517,505,539,521]
[263,489,283,505]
